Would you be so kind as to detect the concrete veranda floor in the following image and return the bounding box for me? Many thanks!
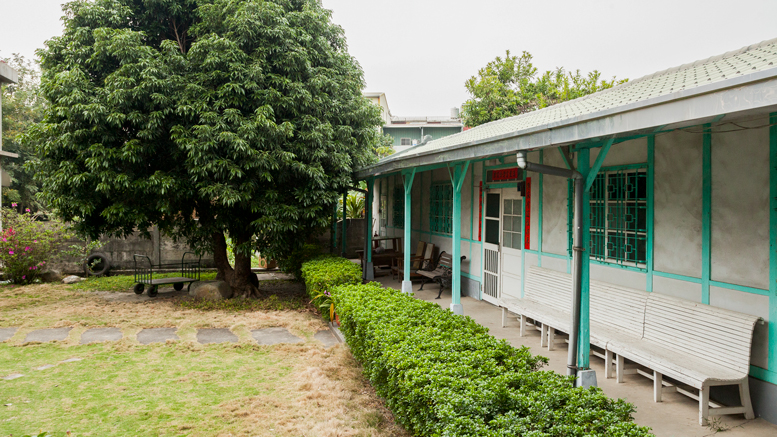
[371,273,777,437]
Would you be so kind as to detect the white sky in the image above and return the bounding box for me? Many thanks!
[2,0,776,116]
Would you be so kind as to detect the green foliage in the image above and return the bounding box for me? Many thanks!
[300,255,361,321]
[0,208,72,284]
[332,283,654,436]
[374,133,396,159]
[27,0,384,277]
[278,242,321,280]
[0,54,46,213]
[461,50,628,127]
[346,192,365,219]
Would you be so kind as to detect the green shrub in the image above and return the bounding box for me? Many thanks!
[332,283,653,437]
[278,243,321,280]
[300,255,362,321]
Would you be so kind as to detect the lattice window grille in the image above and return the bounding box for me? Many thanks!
[502,198,523,250]
[589,167,648,267]
[429,183,453,234]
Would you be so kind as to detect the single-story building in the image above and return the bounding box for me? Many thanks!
[356,37,777,425]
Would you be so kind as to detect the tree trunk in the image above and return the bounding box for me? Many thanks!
[211,231,259,298]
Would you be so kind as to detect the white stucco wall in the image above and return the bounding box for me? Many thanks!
[654,130,704,278]
[591,137,648,167]
[541,148,569,256]
[711,116,770,290]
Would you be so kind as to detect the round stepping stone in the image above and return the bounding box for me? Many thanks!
[25,327,72,343]
[314,330,340,349]
[0,327,17,342]
[137,328,179,345]
[196,328,238,344]
[251,327,302,345]
[80,327,122,344]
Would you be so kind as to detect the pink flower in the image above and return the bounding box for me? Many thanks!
[8,250,14,255]
[25,208,30,213]
[2,238,5,242]
[22,275,25,280]
[24,247,30,251]
[11,203,16,207]
[33,240,37,243]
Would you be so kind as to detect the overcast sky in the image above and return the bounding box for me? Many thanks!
[2,0,776,116]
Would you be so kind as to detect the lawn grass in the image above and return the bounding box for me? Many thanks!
[0,281,409,436]
[1,342,291,436]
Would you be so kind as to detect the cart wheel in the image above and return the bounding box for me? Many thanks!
[173,282,184,291]
[147,285,158,298]
[133,283,144,295]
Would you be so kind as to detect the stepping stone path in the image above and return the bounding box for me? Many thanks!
[25,327,71,343]
[0,327,17,342]
[80,327,123,344]
[2,374,24,381]
[196,328,238,344]
[314,330,340,349]
[251,327,302,345]
[34,364,55,371]
[137,328,178,345]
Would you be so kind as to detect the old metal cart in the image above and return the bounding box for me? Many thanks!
[133,252,201,297]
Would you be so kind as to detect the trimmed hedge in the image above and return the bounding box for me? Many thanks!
[300,255,362,320]
[332,283,653,437]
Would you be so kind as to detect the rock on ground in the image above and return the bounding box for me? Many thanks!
[41,270,63,283]
[190,281,233,300]
[62,275,85,284]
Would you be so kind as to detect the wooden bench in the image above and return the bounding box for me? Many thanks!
[418,252,453,299]
[498,265,761,425]
[393,242,435,281]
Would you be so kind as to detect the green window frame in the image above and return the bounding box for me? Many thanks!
[392,186,404,228]
[589,165,649,268]
[429,183,453,234]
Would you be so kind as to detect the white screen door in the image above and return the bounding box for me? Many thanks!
[482,192,501,304]
[500,189,523,299]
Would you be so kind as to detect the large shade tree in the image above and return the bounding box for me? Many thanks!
[29,0,383,297]
[461,50,628,127]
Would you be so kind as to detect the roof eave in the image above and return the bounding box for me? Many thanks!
[357,67,777,179]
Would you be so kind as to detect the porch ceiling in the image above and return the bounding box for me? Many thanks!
[357,38,777,178]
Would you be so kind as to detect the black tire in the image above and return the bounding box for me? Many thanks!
[173,282,184,291]
[85,252,111,277]
[147,285,158,298]
[133,283,144,295]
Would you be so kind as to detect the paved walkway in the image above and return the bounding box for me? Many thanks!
[0,326,340,381]
[375,275,777,437]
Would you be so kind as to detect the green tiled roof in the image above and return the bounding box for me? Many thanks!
[373,37,777,167]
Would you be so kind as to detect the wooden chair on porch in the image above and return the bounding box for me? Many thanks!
[392,242,435,281]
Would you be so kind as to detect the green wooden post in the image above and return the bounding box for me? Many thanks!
[702,124,712,304]
[341,191,347,258]
[769,112,777,377]
[646,135,655,292]
[332,201,337,252]
[401,169,416,294]
[577,148,592,369]
[450,161,470,314]
[365,178,374,280]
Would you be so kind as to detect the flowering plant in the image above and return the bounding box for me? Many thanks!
[0,207,71,284]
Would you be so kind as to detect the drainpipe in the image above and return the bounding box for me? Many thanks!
[517,150,584,378]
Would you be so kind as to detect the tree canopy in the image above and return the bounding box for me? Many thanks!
[29,0,383,296]
[1,54,45,212]
[461,50,628,128]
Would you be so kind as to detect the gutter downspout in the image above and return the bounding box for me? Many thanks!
[517,151,584,379]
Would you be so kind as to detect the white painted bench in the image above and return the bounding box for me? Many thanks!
[498,265,761,425]
[608,292,760,424]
